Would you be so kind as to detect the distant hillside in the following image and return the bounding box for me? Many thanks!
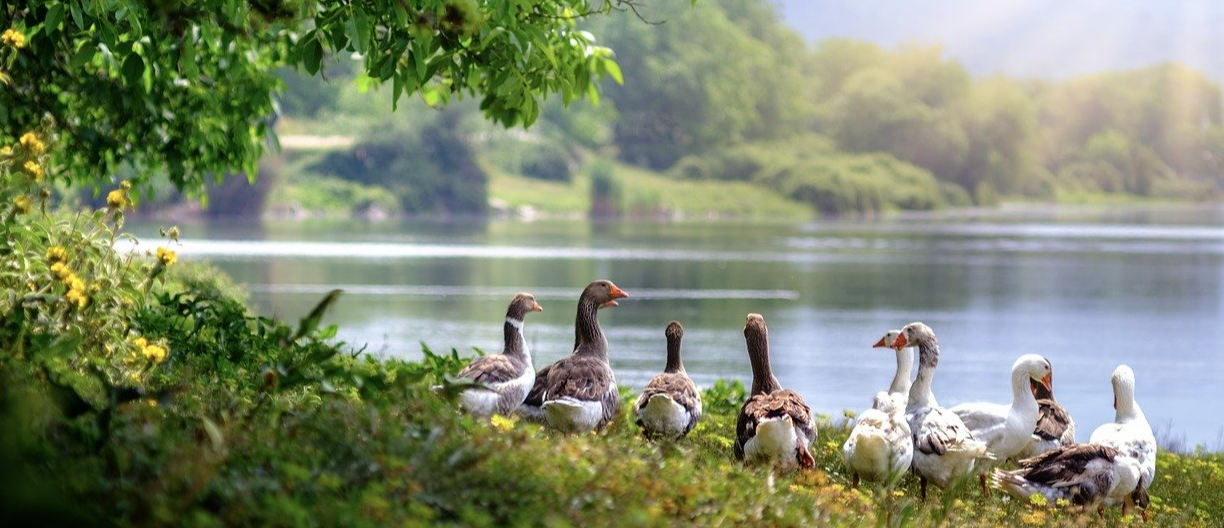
[776,0,1224,80]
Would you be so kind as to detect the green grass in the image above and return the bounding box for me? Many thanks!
[488,158,813,219]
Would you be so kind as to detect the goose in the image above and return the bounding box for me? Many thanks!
[733,314,816,472]
[1020,371,1077,458]
[872,329,934,411]
[454,293,544,418]
[950,354,1052,494]
[634,321,703,440]
[991,443,1142,511]
[893,322,993,498]
[519,280,629,433]
[1089,365,1156,518]
[842,390,913,487]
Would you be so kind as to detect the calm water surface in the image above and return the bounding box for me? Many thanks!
[131,205,1224,446]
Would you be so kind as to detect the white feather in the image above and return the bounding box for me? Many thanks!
[635,394,690,439]
[543,397,605,434]
[744,416,802,471]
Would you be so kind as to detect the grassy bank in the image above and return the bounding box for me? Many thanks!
[487,159,813,219]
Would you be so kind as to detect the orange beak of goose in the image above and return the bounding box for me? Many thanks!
[890,334,908,349]
[872,336,888,348]
[531,301,543,312]
[1040,373,1053,393]
[603,284,630,307]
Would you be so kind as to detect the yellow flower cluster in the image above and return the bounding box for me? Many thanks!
[23,160,44,181]
[106,181,131,209]
[13,195,31,214]
[1,28,25,49]
[134,337,168,364]
[19,132,45,154]
[1,146,11,157]
[49,251,89,309]
[490,414,516,431]
[156,247,177,266]
[46,246,67,262]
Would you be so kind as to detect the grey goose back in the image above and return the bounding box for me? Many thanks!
[634,321,703,440]
[455,293,543,419]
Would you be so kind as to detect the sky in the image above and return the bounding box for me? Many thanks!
[776,0,1224,80]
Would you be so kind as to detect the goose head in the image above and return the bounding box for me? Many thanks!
[583,280,630,309]
[1029,359,1057,399]
[1015,354,1053,392]
[891,322,936,349]
[873,330,904,351]
[507,292,543,321]
[1111,364,1137,411]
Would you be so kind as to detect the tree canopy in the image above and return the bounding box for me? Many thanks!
[0,0,623,195]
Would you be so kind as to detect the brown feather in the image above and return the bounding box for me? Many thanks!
[1033,398,1074,442]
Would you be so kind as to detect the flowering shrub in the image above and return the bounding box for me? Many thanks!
[1,130,182,407]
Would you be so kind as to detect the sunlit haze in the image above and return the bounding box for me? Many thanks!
[780,0,1224,79]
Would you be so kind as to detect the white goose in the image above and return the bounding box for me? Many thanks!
[894,323,994,498]
[1089,365,1156,517]
[842,391,913,487]
[951,354,1052,494]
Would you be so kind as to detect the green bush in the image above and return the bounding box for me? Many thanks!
[521,143,576,182]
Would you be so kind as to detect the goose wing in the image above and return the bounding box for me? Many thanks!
[458,354,523,385]
[1033,398,1074,442]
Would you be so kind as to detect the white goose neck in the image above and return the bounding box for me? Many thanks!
[889,346,914,396]
[1010,366,1039,413]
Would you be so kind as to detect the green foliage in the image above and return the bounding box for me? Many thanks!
[0,0,623,195]
[266,173,401,218]
[520,142,576,183]
[588,158,622,218]
[313,108,488,214]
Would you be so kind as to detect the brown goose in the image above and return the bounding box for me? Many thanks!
[518,280,629,433]
[455,293,543,418]
[1021,367,1077,458]
[634,321,703,440]
[733,314,816,471]
[992,443,1142,510]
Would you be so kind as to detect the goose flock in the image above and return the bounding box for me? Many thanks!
[452,280,1158,517]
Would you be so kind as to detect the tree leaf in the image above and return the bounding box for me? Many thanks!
[122,53,144,87]
[44,4,66,33]
[302,37,323,76]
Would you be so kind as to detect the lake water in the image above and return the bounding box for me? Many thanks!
[130,204,1224,447]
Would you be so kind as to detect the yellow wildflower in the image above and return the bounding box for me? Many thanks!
[142,344,167,364]
[23,160,44,181]
[46,246,67,262]
[106,189,128,209]
[65,288,88,308]
[1,146,11,156]
[134,337,149,348]
[13,195,31,214]
[120,180,132,191]
[490,414,516,432]
[1,28,25,49]
[67,275,86,292]
[19,132,45,154]
[50,262,72,280]
[156,247,177,266]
